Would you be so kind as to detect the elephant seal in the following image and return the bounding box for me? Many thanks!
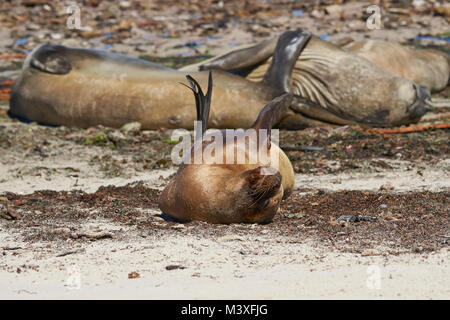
[340,39,449,93]
[189,34,432,128]
[9,30,311,130]
[159,73,295,223]
[10,29,430,129]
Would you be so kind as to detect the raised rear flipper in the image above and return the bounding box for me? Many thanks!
[29,44,72,74]
[262,29,311,95]
[180,71,213,138]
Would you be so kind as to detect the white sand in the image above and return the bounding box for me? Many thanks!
[1,227,448,299]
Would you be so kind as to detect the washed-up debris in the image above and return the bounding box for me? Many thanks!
[70,231,113,240]
[366,123,450,134]
[121,121,142,135]
[128,271,140,279]
[361,249,381,256]
[379,184,395,191]
[2,246,22,251]
[336,215,377,223]
[0,206,21,220]
[56,248,86,257]
[281,145,324,152]
[165,265,186,271]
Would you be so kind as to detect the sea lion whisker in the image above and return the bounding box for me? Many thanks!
[249,187,271,208]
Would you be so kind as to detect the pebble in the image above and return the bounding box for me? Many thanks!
[121,121,142,135]
[361,249,381,256]
[379,184,395,191]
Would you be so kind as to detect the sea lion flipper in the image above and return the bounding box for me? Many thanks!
[251,93,293,148]
[183,72,213,135]
[30,44,72,75]
[199,39,277,72]
[252,93,293,131]
[262,29,312,95]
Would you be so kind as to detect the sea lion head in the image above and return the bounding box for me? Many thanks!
[159,73,294,224]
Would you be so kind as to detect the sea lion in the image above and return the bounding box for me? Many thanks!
[340,39,450,93]
[9,29,430,130]
[187,33,432,128]
[159,72,295,223]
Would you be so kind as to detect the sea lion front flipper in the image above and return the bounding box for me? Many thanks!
[262,29,312,95]
[182,71,213,137]
[199,38,277,72]
[29,44,72,75]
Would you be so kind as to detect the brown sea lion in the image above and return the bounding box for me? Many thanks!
[9,29,430,130]
[159,73,295,224]
[188,34,432,128]
[340,39,449,93]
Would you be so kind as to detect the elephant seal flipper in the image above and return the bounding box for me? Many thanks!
[262,29,311,94]
[30,44,72,74]
[198,38,277,72]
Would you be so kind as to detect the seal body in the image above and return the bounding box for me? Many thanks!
[159,137,294,223]
[10,45,273,129]
[10,30,431,129]
[159,73,295,224]
[190,35,431,128]
[341,40,449,93]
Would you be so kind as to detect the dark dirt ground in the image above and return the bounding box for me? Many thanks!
[1,183,448,255]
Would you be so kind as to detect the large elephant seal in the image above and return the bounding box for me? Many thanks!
[188,34,432,128]
[10,29,430,129]
[159,73,295,223]
[340,39,449,93]
[9,30,311,130]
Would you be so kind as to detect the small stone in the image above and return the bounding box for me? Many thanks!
[107,131,126,143]
[26,23,40,31]
[379,184,395,191]
[118,20,132,31]
[361,249,381,256]
[172,224,186,230]
[121,121,141,135]
[217,235,244,242]
[128,271,140,279]
[119,1,131,9]
[50,33,63,40]
[325,5,343,15]
[165,265,186,271]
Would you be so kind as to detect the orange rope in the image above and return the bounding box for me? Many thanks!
[0,54,26,59]
[0,80,15,86]
[365,123,450,134]
[0,93,10,101]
